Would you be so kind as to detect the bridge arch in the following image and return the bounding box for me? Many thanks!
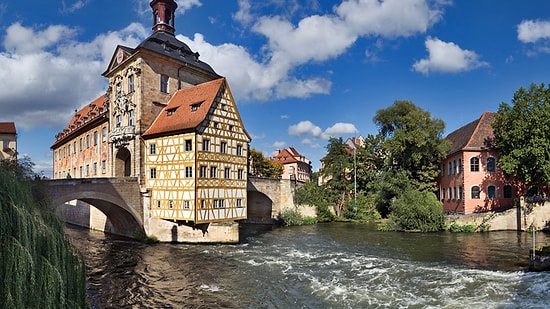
[45,179,144,238]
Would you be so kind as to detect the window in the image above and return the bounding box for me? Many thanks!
[458,159,462,174]
[440,163,445,176]
[79,138,83,151]
[185,139,192,151]
[237,145,243,156]
[73,141,77,153]
[157,200,161,208]
[210,166,217,178]
[86,135,90,148]
[201,200,205,209]
[213,122,218,128]
[453,187,457,199]
[448,162,451,175]
[166,108,176,116]
[79,166,82,178]
[184,201,190,209]
[471,186,481,199]
[102,127,107,142]
[93,162,97,175]
[459,186,463,199]
[213,200,218,208]
[219,199,225,208]
[86,164,89,176]
[150,144,156,155]
[448,188,452,199]
[200,166,207,178]
[224,167,230,179]
[129,110,134,126]
[116,115,122,128]
[237,199,243,208]
[487,157,496,172]
[441,188,445,200]
[128,74,134,93]
[160,74,168,93]
[116,82,122,96]
[191,103,201,111]
[185,166,193,178]
[503,185,513,199]
[68,145,71,155]
[470,157,480,172]
[203,139,210,151]
[169,200,173,209]
[93,131,98,146]
[150,168,157,179]
[238,169,244,180]
[102,160,106,174]
[220,141,227,154]
[487,185,497,199]
[453,160,457,174]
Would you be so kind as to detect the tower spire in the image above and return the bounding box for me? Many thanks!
[150,0,178,35]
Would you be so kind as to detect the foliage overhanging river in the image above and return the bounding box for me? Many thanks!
[65,223,550,308]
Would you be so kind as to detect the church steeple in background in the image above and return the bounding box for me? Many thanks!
[150,0,178,35]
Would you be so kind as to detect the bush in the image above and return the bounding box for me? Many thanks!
[278,207,304,226]
[343,192,381,222]
[302,216,318,225]
[381,188,445,232]
[449,223,475,233]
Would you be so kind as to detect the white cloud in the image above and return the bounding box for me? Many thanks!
[288,120,323,138]
[288,120,357,141]
[61,0,88,13]
[272,141,286,148]
[186,0,447,101]
[0,22,147,129]
[412,37,488,75]
[517,20,550,43]
[323,122,358,138]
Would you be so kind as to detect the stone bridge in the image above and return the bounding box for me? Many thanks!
[43,177,144,238]
[42,176,299,240]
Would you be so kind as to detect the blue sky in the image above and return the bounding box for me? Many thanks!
[1,0,550,176]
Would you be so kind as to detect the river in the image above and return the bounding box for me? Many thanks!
[65,223,550,308]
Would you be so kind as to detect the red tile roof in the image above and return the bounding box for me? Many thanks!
[143,78,225,137]
[0,122,16,134]
[446,112,496,154]
[272,147,310,165]
[52,95,108,148]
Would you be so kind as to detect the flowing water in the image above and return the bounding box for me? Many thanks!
[65,223,550,308]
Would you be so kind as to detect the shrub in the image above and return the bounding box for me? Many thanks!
[381,188,445,232]
[278,207,303,226]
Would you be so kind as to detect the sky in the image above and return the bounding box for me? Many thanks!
[1,0,550,176]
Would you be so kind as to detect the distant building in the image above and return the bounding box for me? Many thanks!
[51,0,251,224]
[0,122,17,161]
[437,112,516,214]
[272,147,312,182]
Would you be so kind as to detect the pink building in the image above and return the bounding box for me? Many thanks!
[438,112,517,214]
[272,147,312,182]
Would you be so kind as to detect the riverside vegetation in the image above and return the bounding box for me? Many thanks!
[0,160,86,308]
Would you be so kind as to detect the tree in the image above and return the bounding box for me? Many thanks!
[493,83,550,189]
[320,137,353,216]
[248,148,283,178]
[373,100,450,191]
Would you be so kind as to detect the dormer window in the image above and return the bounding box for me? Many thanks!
[191,101,203,111]
[166,107,177,116]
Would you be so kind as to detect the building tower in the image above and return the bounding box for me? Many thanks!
[151,0,177,35]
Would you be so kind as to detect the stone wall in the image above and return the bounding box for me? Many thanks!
[446,198,550,231]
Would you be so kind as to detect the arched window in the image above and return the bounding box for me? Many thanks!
[470,157,480,172]
[487,185,497,199]
[471,186,481,199]
[487,157,496,172]
[503,185,513,199]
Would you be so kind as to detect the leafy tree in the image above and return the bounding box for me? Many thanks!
[248,148,283,178]
[373,101,450,191]
[320,137,353,216]
[293,172,334,222]
[493,83,550,189]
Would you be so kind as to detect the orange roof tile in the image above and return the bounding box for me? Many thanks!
[446,111,496,154]
[143,78,225,137]
[0,122,16,134]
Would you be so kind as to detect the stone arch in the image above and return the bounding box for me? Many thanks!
[115,147,132,177]
[246,191,274,224]
[49,186,144,239]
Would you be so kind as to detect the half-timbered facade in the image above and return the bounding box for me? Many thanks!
[51,0,251,230]
[143,78,250,223]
